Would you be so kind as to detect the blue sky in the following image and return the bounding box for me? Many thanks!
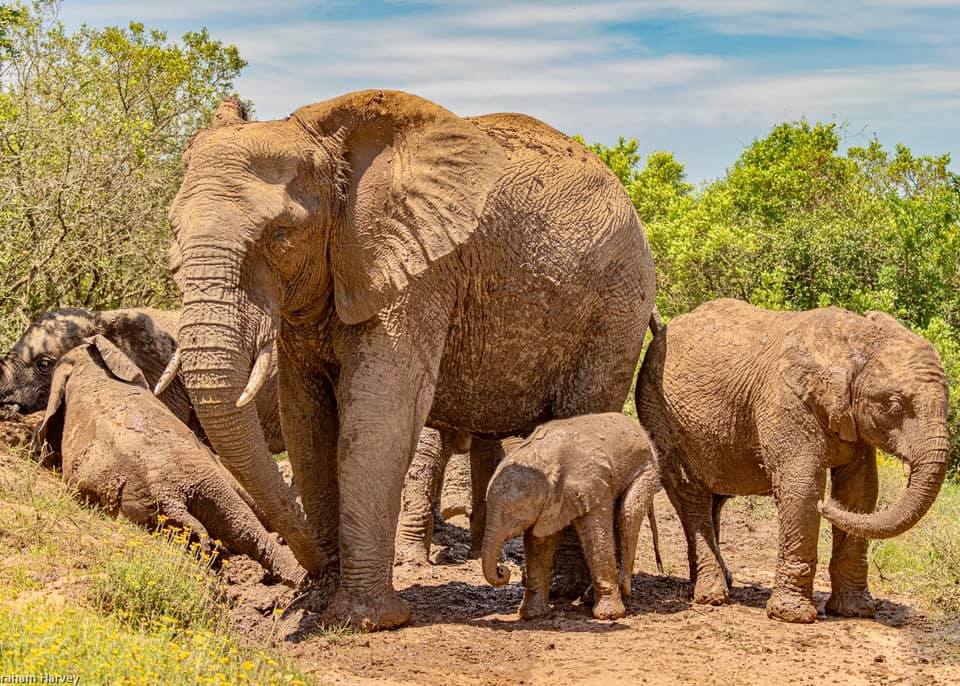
[60,1,960,184]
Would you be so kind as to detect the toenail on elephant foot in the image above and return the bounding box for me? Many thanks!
[321,587,411,631]
[826,590,877,618]
[693,575,729,606]
[591,595,626,620]
[766,589,817,624]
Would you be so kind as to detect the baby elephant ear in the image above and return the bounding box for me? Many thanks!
[781,340,858,443]
[84,335,147,389]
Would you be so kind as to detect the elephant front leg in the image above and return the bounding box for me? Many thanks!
[519,531,558,619]
[767,466,826,624]
[278,349,341,581]
[322,336,442,631]
[396,427,452,565]
[825,454,878,618]
[573,508,625,620]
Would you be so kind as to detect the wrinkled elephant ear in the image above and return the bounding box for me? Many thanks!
[306,93,507,324]
[37,360,71,466]
[780,333,859,443]
[532,452,605,539]
[84,335,147,389]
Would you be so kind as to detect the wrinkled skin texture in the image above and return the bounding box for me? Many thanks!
[169,91,656,629]
[637,299,949,623]
[38,336,305,585]
[0,307,284,453]
[482,413,660,621]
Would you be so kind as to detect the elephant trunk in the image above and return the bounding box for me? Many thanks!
[177,246,325,574]
[821,433,949,540]
[482,518,512,586]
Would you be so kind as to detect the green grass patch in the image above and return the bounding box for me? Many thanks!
[0,598,308,685]
[91,526,227,632]
[870,456,960,615]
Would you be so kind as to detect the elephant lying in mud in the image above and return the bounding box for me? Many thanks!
[636,299,949,623]
[482,413,661,620]
[37,335,305,585]
[0,307,284,453]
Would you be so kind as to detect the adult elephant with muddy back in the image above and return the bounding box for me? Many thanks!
[164,90,656,630]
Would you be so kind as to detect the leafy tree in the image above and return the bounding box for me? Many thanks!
[0,1,245,344]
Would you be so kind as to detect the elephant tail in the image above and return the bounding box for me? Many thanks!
[647,504,663,575]
[648,307,664,338]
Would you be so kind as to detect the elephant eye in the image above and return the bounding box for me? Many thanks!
[885,395,904,415]
[35,357,54,372]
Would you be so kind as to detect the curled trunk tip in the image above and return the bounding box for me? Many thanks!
[819,457,948,539]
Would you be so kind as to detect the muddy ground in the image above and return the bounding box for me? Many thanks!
[223,491,960,685]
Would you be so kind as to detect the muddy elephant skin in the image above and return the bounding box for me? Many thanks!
[482,413,660,620]
[636,299,949,623]
[37,335,304,585]
[166,91,657,629]
[0,307,284,454]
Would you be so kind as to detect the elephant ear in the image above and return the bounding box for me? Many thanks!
[328,96,507,324]
[36,360,70,467]
[780,335,858,443]
[532,437,608,538]
[85,335,147,389]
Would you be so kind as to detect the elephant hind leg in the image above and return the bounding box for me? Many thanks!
[396,428,451,566]
[663,471,728,606]
[825,453,878,618]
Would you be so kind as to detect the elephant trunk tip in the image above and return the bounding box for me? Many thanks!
[489,564,511,587]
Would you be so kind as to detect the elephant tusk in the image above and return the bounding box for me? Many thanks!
[236,342,273,408]
[154,349,181,395]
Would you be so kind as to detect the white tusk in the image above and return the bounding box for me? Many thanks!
[236,342,273,408]
[154,349,181,395]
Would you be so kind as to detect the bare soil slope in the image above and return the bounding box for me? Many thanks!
[227,494,960,685]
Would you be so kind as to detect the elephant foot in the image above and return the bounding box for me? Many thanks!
[321,586,411,631]
[519,593,552,620]
[592,594,626,621]
[766,589,817,624]
[826,589,877,618]
[693,572,729,606]
[394,541,430,567]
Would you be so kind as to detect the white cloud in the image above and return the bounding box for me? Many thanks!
[56,0,959,181]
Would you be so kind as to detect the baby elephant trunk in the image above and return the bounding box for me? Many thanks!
[482,526,512,586]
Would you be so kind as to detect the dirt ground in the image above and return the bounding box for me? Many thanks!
[223,492,960,686]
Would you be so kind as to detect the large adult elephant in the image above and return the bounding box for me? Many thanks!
[164,91,656,629]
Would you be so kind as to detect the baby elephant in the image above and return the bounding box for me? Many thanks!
[38,335,305,585]
[482,413,660,620]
